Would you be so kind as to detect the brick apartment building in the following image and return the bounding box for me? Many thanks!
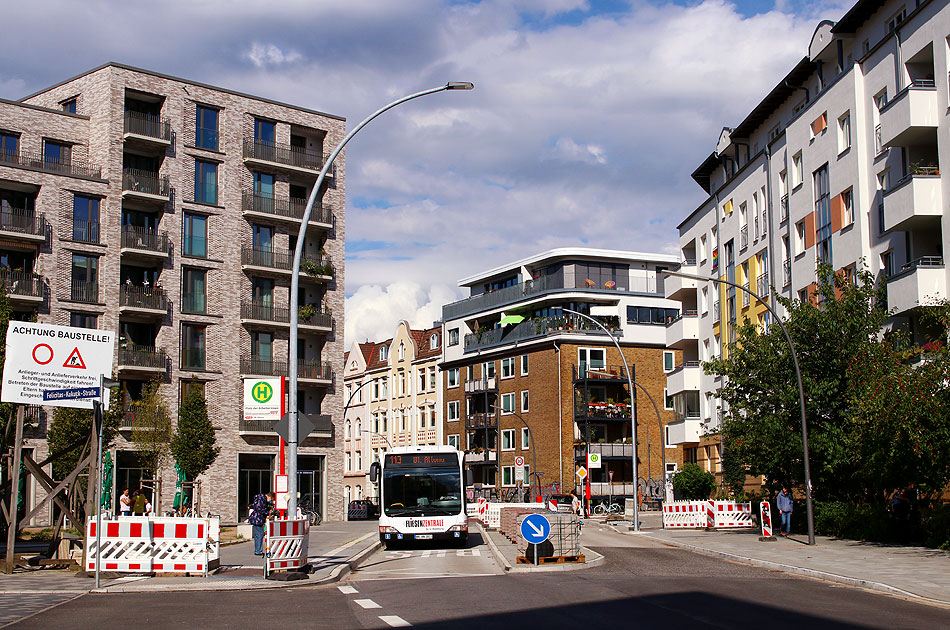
[0,63,346,523]
[440,248,684,499]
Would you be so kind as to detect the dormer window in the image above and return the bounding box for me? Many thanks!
[380,346,388,361]
[430,334,439,350]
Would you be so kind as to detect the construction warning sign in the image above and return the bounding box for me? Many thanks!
[1,322,115,409]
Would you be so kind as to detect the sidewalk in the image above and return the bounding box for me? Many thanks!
[615,521,950,605]
[0,520,380,594]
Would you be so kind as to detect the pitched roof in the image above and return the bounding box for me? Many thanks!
[413,326,442,361]
[365,339,392,372]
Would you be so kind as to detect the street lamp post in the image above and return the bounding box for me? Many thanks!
[556,307,639,531]
[287,82,474,517]
[662,269,815,545]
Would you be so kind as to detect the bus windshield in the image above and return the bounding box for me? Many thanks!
[383,465,462,517]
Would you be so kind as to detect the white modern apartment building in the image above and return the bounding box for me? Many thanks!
[666,0,950,474]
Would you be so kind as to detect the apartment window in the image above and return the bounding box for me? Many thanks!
[518,429,529,452]
[430,333,439,350]
[701,287,709,314]
[502,466,514,487]
[752,193,759,240]
[428,367,436,391]
[809,112,827,139]
[182,324,206,370]
[447,368,459,387]
[182,268,206,314]
[699,234,707,262]
[417,368,426,393]
[501,392,515,414]
[0,132,18,159]
[482,361,496,379]
[253,171,275,199]
[379,346,388,361]
[398,342,405,361]
[794,221,806,255]
[877,170,889,234]
[381,377,389,398]
[194,160,217,204]
[466,365,474,381]
[195,105,219,151]
[663,350,675,373]
[521,354,529,376]
[44,140,71,168]
[182,212,208,258]
[760,186,767,236]
[70,312,96,328]
[502,429,515,451]
[578,347,606,373]
[501,357,515,379]
[842,188,854,226]
[881,251,894,278]
[886,6,906,32]
[837,112,851,153]
[70,254,98,302]
[61,98,77,114]
[814,165,832,265]
[447,328,459,346]
[254,118,276,145]
[72,195,100,243]
[520,390,529,413]
[448,434,460,450]
[664,388,674,410]
[447,401,459,421]
[792,152,803,188]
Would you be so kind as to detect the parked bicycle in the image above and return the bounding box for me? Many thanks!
[298,501,322,526]
[592,500,623,516]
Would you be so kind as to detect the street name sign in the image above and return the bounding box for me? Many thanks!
[520,513,551,544]
[2,323,114,409]
[43,387,101,402]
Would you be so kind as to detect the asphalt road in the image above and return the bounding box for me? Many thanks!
[7,524,950,629]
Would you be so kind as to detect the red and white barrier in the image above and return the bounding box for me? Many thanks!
[662,501,707,528]
[707,501,754,529]
[265,518,309,574]
[760,501,773,538]
[85,516,219,574]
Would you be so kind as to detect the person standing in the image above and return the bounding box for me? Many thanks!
[132,489,147,516]
[776,486,794,536]
[119,488,132,516]
[249,492,269,556]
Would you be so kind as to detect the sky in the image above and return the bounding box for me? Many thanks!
[0,0,852,346]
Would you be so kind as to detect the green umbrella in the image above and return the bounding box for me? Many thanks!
[100,452,113,510]
[499,314,525,326]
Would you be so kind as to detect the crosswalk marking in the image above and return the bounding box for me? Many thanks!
[355,599,381,609]
[456,549,480,556]
[338,585,358,594]
[379,615,412,627]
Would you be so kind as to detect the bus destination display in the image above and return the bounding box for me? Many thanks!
[386,453,456,467]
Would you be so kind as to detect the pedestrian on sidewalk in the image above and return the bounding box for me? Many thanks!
[119,488,132,516]
[132,489,147,516]
[777,486,793,536]
[249,493,269,555]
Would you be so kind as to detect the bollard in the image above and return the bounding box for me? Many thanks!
[759,500,777,542]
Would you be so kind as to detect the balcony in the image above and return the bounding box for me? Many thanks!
[573,364,629,382]
[665,417,702,445]
[574,442,634,460]
[887,256,946,315]
[0,269,44,303]
[574,402,631,422]
[122,169,170,204]
[463,314,622,352]
[666,311,699,350]
[880,83,939,148]
[0,149,102,179]
[240,246,333,281]
[240,414,332,438]
[241,192,333,228]
[120,226,170,259]
[757,273,769,299]
[464,449,497,464]
[465,377,497,393]
[465,412,497,428]
[240,301,332,331]
[666,361,702,395]
[664,262,697,301]
[242,139,328,176]
[240,357,333,385]
[117,344,168,375]
[883,171,942,233]
[119,285,168,318]
[0,209,45,243]
[123,111,171,147]
[69,280,98,303]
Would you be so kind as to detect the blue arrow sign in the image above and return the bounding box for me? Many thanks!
[43,387,100,402]
[520,513,551,544]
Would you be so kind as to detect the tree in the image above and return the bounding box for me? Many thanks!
[170,382,219,481]
[46,387,123,480]
[672,463,717,500]
[129,380,172,477]
[707,264,950,504]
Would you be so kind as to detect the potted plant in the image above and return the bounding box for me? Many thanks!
[299,304,316,321]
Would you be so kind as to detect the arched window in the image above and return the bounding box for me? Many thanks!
[345,486,351,504]
[430,333,439,349]
[398,342,405,360]
[355,419,362,436]
[356,485,363,499]
[344,420,351,439]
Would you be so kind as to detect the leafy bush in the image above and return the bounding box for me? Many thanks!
[924,504,950,550]
[672,463,717,500]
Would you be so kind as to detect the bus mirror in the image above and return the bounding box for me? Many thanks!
[369,461,380,483]
[466,469,474,486]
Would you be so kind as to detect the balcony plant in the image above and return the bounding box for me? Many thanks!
[299,304,316,321]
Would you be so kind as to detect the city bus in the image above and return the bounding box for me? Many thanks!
[370,446,469,548]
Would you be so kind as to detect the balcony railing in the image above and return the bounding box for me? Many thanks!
[463,314,622,352]
[665,310,698,326]
[239,415,332,436]
[740,225,748,250]
[0,209,45,237]
[670,359,702,373]
[180,292,206,314]
[70,280,98,303]
[890,255,945,279]
[574,402,631,420]
[121,225,169,254]
[783,260,791,286]
[465,377,497,393]
[240,357,333,381]
[241,301,332,328]
[572,364,629,381]
[0,269,44,299]
[71,219,100,244]
[242,139,326,171]
[0,148,102,178]
[240,246,332,276]
[574,443,634,459]
[120,285,168,312]
[757,273,769,298]
[780,194,788,222]
[465,413,497,429]
[241,192,333,225]
[118,344,167,370]
[124,111,171,141]
[122,168,170,197]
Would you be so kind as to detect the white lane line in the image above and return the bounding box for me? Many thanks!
[379,615,412,627]
[354,599,382,609]
[337,585,358,594]
[421,550,431,558]
[437,550,446,558]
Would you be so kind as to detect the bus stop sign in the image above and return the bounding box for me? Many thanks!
[520,513,551,544]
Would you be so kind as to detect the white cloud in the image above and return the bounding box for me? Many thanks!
[244,43,302,68]
[552,137,607,164]
[345,283,461,347]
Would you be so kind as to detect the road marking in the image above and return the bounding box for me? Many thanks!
[421,550,431,558]
[354,599,382,609]
[437,550,445,558]
[456,549,480,556]
[338,585,358,594]
[379,615,412,627]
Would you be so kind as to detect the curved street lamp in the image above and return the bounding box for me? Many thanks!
[661,268,815,545]
[287,82,475,517]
